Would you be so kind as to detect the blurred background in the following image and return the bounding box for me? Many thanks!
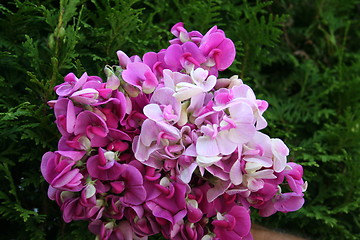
[0,0,359,239]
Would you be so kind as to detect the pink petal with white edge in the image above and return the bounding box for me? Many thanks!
[142,70,158,94]
[117,50,131,68]
[196,136,219,156]
[143,104,164,121]
[179,162,198,184]
[66,100,75,133]
[229,102,254,124]
[207,180,231,202]
[230,160,243,185]
[251,169,276,179]
[271,138,289,172]
[122,62,152,88]
[228,124,256,144]
[216,131,237,155]
[196,155,222,168]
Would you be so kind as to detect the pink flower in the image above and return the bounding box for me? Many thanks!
[169,22,203,45]
[74,110,109,139]
[284,162,307,194]
[199,26,236,71]
[54,98,77,136]
[259,192,305,217]
[127,208,160,237]
[145,178,188,237]
[88,220,134,240]
[116,50,142,69]
[70,88,99,105]
[41,151,85,191]
[87,148,125,181]
[212,206,252,240]
[55,72,88,97]
[165,42,207,72]
[122,62,158,94]
[143,50,174,77]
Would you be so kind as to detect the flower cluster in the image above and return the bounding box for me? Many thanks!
[41,22,307,240]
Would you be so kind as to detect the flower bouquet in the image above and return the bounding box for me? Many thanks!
[41,22,307,240]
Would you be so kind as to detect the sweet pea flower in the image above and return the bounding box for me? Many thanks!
[122,62,158,94]
[165,42,207,73]
[55,72,88,97]
[41,151,85,192]
[87,148,125,181]
[172,221,205,240]
[126,209,160,237]
[116,50,142,69]
[146,178,188,227]
[283,162,308,194]
[54,98,77,136]
[271,138,289,173]
[70,88,99,105]
[143,50,174,78]
[258,192,305,217]
[245,181,278,209]
[226,102,256,144]
[212,206,252,240]
[144,87,182,124]
[173,68,216,102]
[74,110,109,140]
[88,220,134,240]
[42,22,307,240]
[199,26,235,71]
[170,22,203,45]
[119,164,147,205]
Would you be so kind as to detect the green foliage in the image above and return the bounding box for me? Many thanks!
[0,0,359,239]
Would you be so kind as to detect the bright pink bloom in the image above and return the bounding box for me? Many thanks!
[54,98,77,136]
[74,110,109,139]
[86,148,124,181]
[55,72,88,97]
[165,42,207,72]
[212,206,252,240]
[199,26,235,71]
[122,62,158,94]
[41,151,85,191]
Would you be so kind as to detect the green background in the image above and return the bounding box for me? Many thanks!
[0,0,359,239]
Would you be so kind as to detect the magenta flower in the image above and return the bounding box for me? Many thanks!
[199,26,235,71]
[88,220,134,240]
[165,42,207,72]
[41,151,85,191]
[122,62,158,94]
[284,162,308,194]
[116,50,142,69]
[169,22,203,45]
[146,178,188,234]
[127,210,160,237]
[259,192,305,217]
[74,110,109,139]
[54,98,77,136]
[70,88,99,105]
[87,148,125,181]
[212,206,252,240]
[119,164,147,205]
[55,72,88,97]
